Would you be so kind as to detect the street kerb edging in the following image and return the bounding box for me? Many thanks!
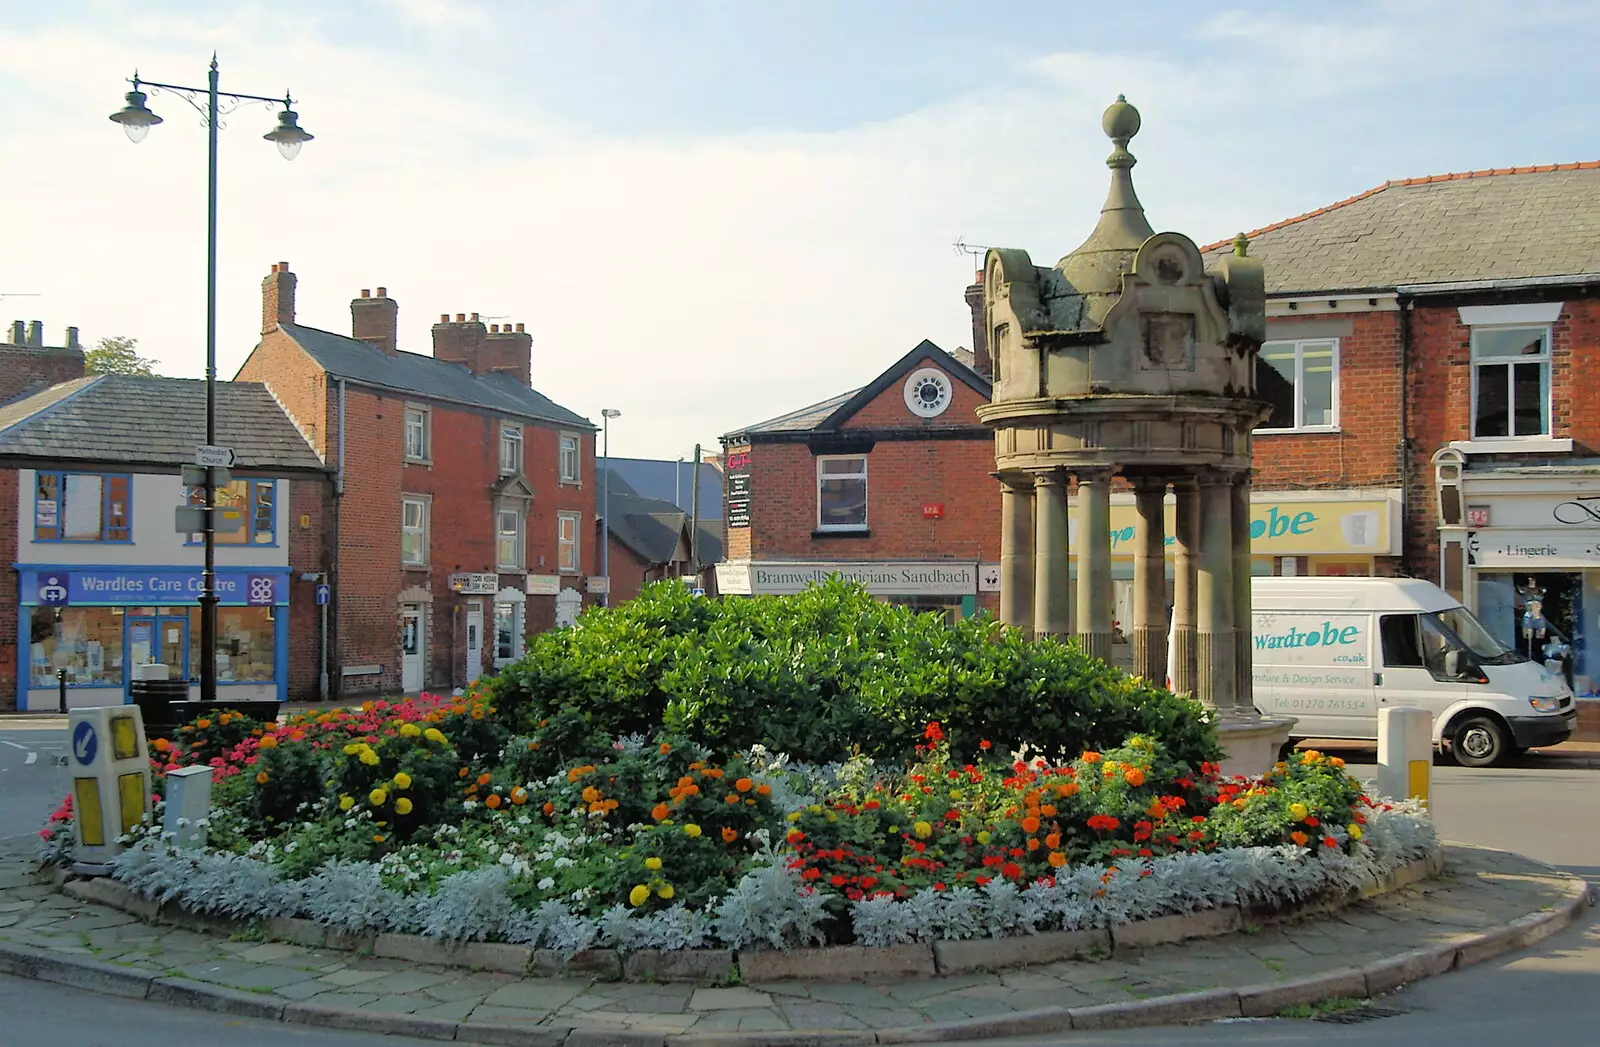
[6,847,1590,1046]
[54,850,1444,983]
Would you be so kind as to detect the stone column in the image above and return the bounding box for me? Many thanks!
[1075,469,1115,662]
[1230,472,1256,716]
[1033,472,1071,638]
[1132,478,1168,684]
[1170,477,1199,696]
[1196,473,1236,712]
[1000,481,1035,631]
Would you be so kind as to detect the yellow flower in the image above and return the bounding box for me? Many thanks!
[1288,803,1309,821]
[424,727,446,744]
[786,811,803,822]
[360,751,380,766]
[400,723,421,737]
[369,788,388,806]
[338,795,354,811]
[975,830,991,845]
[629,884,650,907]
[644,857,663,871]
[1347,824,1363,840]
[395,798,413,815]
[343,743,361,756]
[684,824,702,838]
[658,884,675,900]
[913,821,933,839]
[393,772,412,790]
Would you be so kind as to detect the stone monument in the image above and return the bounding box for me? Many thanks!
[975,96,1294,776]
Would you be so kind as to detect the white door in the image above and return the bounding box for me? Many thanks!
[400,606,424,692]
[465,604,484,684]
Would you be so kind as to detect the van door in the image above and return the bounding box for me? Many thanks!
[1376,612,1466,736]
[1251,612,1377,738]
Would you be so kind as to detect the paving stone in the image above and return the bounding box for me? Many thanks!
[357,968,456,994]
[316,968,393,988]
[236,942,310,963]
[482,980,589,1010]
[689,987,774,1011]
[469,1003,561,1024]
[299,990,382,1010]
[776,998,869,1029]
[411,997,483,1021]
[274,979,340,1001]
[359,992,431,1014]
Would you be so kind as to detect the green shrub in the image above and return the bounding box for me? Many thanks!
[481,580,1220,768]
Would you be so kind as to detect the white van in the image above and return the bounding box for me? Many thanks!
[1170,577,1576,767]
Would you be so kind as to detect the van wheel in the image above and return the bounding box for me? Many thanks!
[1452,717,1510,768]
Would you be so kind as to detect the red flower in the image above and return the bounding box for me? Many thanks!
[1086,814,1120,832]
[1305,816,1320,828]
[801,867,822,881]
[1322,836,1338,848]
[924,722,945,742]
[979,740,992,751]
[1001,862,1023,880]
[830,874,848,887]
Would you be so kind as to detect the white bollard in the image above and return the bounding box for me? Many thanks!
[162,765,214,851]
[1377,706,1433,807]
[67,705,152,875]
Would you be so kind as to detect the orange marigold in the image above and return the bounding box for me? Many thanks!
[1039,804,1057,818]
[581,786,601,803]
[725,794,740,805]
[1027,838,1041,851]
[1081,751,1102,763]
[485,793,502,809]
[1290,830,1309,847]
[1045,832,1062,849]
[258,735,278,750]
[756,783,772,797]
[1124,768,1146,787]
[255,772,269,785]
[735,778,754,793]
[1020,815,1041,834]
[542,801,556,816]
[721,827,738,843]
[477,773,492,786]
[1048,851,1068,868]
[510,787,528,805]
[459,767,470,778]
[659,742,672,755]
[652,803,671,821]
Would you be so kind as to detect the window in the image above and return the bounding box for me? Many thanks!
[27,607,124,687]
[559,433,581,483]
[496,505,523,570]
[404,406,430,461]
[1256,339,1338,431]
[499,424,523,475]
[816,455,868,531]
[557,511,581,573]
[494,602,523,666]
[33,472,131,543]
[1471,326,1550,438]
[401,496,429,565]
[185,480,276,545]
[1379,614,1424,668]
[187,606,276,684]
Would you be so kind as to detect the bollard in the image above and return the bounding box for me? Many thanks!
[162,766,214,851]
[57,668,68,714]
[68,705,153,875]
[1377,706,1433,807]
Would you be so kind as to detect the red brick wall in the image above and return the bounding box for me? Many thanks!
[285,477,332,701]
[605,537,655,604]
[336,386,407,694]
[840,368,988,430]
[1253,311,1403,491]
[0,468,17,710]
[0,345,85,406]
[235,332,331,459]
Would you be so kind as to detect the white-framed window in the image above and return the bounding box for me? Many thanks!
[401,496,429,565]
[816,454,868,531]
[559,432,581,483]
[496,504,523,570]
[404,406,430,461]
[1471,326,1550,438]
[1256,338,1338,432]
[557,511,581,573]
[499,424,523,475]
[494,601,523,667]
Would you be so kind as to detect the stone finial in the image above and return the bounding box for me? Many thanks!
[1102,94,1141,169]
[1233,233,1249,257]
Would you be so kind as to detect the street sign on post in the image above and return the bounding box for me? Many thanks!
[175,505,244,535]
[195,445,236,468]
[315,583,331,606]
[586,577,610,595]
[182,464,231,489]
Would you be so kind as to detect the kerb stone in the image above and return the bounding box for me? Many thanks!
[1237,968,1369,1017]
[566,1029,668,1047]
[1110,907,1241,951]
[1069,988,1242,1029]
[283,1002,460,1040]
[266,916,327,948]
[739,943,936,983]
[30,951,157,998]
[373,932,532,974]
[1358,944,1459,996]
[874,1006,1073,1043]
[533,948,622,979]
[148,976,287,1020]
[456,1022,572,1047]
[624,948,736,983]
[933,929,1108,974]
[62,876,158,920]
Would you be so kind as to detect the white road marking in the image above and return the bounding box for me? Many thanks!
[25,752,37,765]
[0,741,28,751]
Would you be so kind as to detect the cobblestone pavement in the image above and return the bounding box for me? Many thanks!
[0,842,1581,1039]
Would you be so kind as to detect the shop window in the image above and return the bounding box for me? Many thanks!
[1256,339,1338,432]
[27,607,125,687]
[1471,326,1550,438]
[185,606,277,683]
[499,424,523,475]
[559,433,581,483]
[404,406,430,461]
[557,511,581,573]
[33,472,132,543]
[185,480,276,545]
[496,504,524,570]
[494,602,523,666]
[817,455,868,531]
[402,496,429,565]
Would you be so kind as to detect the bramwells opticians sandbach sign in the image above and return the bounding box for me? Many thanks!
[716,561,981,596]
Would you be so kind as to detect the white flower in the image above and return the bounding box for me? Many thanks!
[498,852,515,866]
[537,876,556,890]
[553,856,576,869]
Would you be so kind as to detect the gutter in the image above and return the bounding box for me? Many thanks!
[1395,273,1600,296]
[327,377,347,701]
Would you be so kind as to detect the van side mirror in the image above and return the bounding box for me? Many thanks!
[1444,650,1462,678]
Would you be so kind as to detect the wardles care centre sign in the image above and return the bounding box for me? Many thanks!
[715,561,982,597]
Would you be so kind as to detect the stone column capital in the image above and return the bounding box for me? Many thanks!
[1167,474,1201,492]
[1073,467,1117,484]
[1033,470,1069,490]
[1131,476,1169,496]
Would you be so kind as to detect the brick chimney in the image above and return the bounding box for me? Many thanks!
[431,312,488,374]
[483,321,532,386]
[262,262,296,333]
[351,287,399,355]
[963,270,990,379]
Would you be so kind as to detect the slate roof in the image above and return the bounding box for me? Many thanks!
[600,468,724,566]
[726,340,990,441]
[0,375,327,472]
[280,323,595,431]
[602,456,724,517]
[1201,162,1600,294]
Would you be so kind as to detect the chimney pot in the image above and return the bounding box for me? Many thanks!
[440,314,449,323]
[360,288,371,298]
[490,324,500,333]
[376,286,387,297]
[27,320,43,347]
[8,321,23,345]
[470,312,480,322]
[515,323,525,333]
[278,261,289,272]
[66,326,80,350]
[456,313,466,323]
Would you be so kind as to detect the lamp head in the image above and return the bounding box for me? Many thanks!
[109,88,162,143]
[264,105,314,160]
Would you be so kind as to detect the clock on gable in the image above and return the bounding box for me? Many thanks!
[903,367,953,419]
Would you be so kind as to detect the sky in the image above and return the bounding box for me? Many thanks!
[2,0,1597,460]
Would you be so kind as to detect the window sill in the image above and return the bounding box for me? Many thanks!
[404,457,432,467]
[1450,438,1573,455]
[559,478,583,487]
[812,528,871,539]
[401,562,430,571]
[1254,427,1341,436]
[496,566,526,575]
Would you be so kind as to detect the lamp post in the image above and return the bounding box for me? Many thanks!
[110,57,313,704]
[599,408,621,608]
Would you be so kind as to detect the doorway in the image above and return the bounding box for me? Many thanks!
[464,602,484,685]
[400,605,424,692]
[125,613,189,689]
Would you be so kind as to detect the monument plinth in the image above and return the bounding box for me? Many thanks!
[975,96,1293,775]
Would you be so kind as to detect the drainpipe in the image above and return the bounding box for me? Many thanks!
[1397,295,1413,575]
[329,377,347,699]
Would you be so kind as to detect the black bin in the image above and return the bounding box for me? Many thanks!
[130,678,189,736]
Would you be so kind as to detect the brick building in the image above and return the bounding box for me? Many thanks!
[236,264,597,696]
[1202,161,1600,728]
[2,321,86,406]
[0,375,328,711]
[715,338,1000,620]
[599,468,723,603]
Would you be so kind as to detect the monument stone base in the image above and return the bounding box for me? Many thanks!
[1215,714,1298,779]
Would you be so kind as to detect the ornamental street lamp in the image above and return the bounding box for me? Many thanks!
[110,56,313,704]
[599,408,621,608]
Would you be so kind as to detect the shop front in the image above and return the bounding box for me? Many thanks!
[714,561,992,622]
[16,565,290,711]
